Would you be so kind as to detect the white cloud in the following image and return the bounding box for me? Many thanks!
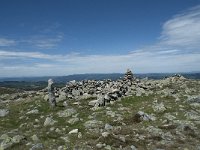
[160,5,200,49]
[21,34,63,49]
[0,38,16,46]
[0,50,53,59]
[33,34,63,49]
[0,49,199,77]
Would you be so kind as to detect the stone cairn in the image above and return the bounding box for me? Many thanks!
[44,69,140,108]
[47,79,57,107]
[124,69,134,80]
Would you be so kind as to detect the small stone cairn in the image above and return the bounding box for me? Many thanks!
[124,69,134,80]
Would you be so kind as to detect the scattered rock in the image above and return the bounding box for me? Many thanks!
[44,117,56,126]
[134,111,156,122]
[105,123,113,131]
[12,135,24,143]
[26,109,39,114]
[57,108,77,117]
[102,132,110,137]
[96,143,104,149]
[131,145,137,150]
[84,120,103,129]
[68,129,78,134]
[68,117,79,125]
[30,143,44,150]
[0,109,9,117]
[88,100,98,106]
[78,132,82,139]
[0,134,24,150]
[31,134,40,142]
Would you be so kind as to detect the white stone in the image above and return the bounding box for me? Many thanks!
[88,100,98,106]
[78,132,82,139]
[102,132,110,137]
[26,109,39,114]
[68,129,78,134]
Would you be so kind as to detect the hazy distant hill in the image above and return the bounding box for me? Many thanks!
[0,73,200,83]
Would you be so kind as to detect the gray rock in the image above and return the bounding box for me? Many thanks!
[26,109,39,114]
[30,143,44,150]
[187,96,200,103]
[102,132,110,137]
[97,94,105,106]
[72,89,80,96]
[47,79,56,107]
[131,145,137,150]
[57,108,77,117]
[44,117,56,126]
[88,100,98,106]
[96,143,104,149]
[104,145,111,150]
[44,95,49,101]
[31,134,40,142]
[12,135,24,143]
[57,92,67,102]
[84,120,103,129]
[185,110,200,120]
[78,132,82,139]
[81,93,93,100]
[104,94,111,102]
[0,134,12,149]
[0,134,24,150]
[0,109,9,117]
[68,117,79,125]
[105,123,113,131]
[134,111,156,122]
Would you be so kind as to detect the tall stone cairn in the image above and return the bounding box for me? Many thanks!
[124,69,134,80]
[47,79,56,107]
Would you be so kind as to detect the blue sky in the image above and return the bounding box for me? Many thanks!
[0,0,200,77]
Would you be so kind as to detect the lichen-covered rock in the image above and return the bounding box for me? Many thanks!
[26,109,39,114]
[134,111,156,122]
[57,108,77,117]
[30,143,44,150]
[84,120,103,129]
[0,134,24,150]
[68,117,79,125]
[44,117,56,126]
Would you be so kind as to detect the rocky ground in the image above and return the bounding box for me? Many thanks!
[0,75,200,150]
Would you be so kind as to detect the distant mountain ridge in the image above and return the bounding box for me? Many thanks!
[0,72,200,82]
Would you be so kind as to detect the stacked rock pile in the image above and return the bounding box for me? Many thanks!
[44,69,139,107]
[124,69,134,80]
